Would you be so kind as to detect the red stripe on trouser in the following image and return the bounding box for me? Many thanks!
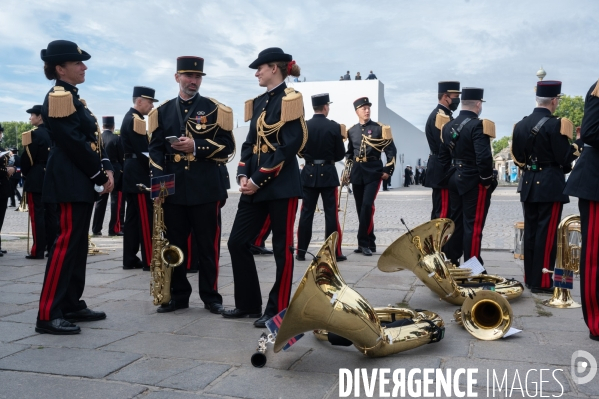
[541,203,560,288]
[440,189,449,218]
[296,201,304,255]
[28,192,38,256]
[586,202,599,335]
[254,215,271,246]
[39,203,72,320]
[213,201,221,290]
[138,194,152,265]
[278,197,297,312]
[470,185,485,258]
[114,192,122,233]
[186,234,192,270]
[334,187,343,256]
[367,180,383,235]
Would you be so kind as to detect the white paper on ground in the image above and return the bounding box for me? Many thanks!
[460,256,486,275]
[502,327,522,338]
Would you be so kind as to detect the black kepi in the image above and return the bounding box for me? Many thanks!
[461,87,485,102]
[102,116,115,126]
[133,86,159,102]
[41,40,91,63]
[311,93,331,107]
[26,105,43,115]
[536,80,562,98]
[353,97,372,110]
[249,47,292,69]
[438,81,461,93]
[177,56,205,76]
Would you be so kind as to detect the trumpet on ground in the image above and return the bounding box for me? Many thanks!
[378,218,523,305]
[272,232,445,358]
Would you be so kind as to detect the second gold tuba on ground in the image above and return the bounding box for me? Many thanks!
[378,219,524,305]
[273,232,445,358]
[138,183,184,306]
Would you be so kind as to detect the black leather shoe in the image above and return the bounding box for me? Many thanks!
[362,247,373,256]
[353,247,363,253]
[157,300,189,313]
[92,232,102,236]
[531,287,554,294]
[204,302,224,314]
[109,232,125,237]
[142,266,151,272]
[250,245,274,255]
[64,308,106,322]
[590,333,599,342]
[254,314,274,328]
[35,318,80,335]
[222,308,262,319]
[0,249,7,254]
[336,255,347,262]
[295,254,305,261]
[26,255,44,260]
[123,260,145,270]
[369,247,376,253]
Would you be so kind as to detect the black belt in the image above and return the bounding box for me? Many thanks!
[452,158,476,166]
[354,156,381,162]
[307,159,335,165]
[526,161,560,169]
[124,153,137,159]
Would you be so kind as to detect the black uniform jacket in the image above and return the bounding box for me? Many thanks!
[20,124,51,194]
[346,119,397,185]
[41,80,113,204]
[424,104,453,189]
[512,107,580,203]
[103,130,124,191]
[565,80,599,202]
[237,83,305,203]
[438,110,494,195]
[149,94,234,206]
[121,108,150,194]
[301,114,345,188]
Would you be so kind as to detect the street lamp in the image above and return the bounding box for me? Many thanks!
[536,66,546,81]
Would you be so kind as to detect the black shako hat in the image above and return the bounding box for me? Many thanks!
[26,105,43,115]
[102,116,115,126]
[177,56,205,76]
[249,47,292,69]
[133,86,159,102]
[353,97,372,110]
[41,40,91,63]
[311,93,332,107]
[461,87,485,102]
[438,81,461,94]
[536,80,563,98]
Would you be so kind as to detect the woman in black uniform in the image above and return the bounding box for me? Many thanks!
[36,40,114,335]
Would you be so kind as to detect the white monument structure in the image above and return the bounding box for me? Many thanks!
[227,80,428,189]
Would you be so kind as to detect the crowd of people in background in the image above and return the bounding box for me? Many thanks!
[340,70,378,81]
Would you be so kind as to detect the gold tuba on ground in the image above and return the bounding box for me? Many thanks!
[453,290,513,340]
[138,183,184,306]
[378,219,523,305]
[542,215,581,309]
[273,232,445,358]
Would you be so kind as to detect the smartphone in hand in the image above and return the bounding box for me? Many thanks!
[166,136,180,145]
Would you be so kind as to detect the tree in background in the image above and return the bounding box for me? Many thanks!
[492,135,510,155]
[0,121,34,150]
[554,95,584,129]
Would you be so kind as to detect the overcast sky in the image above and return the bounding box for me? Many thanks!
[1,0,598,138]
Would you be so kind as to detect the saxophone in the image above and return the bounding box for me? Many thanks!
[138,183,184,306]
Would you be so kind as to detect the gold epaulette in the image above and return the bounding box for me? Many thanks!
[148,99,169,134]
[377,122,393,140]
[591,79,599,97]
[340,124,347,140]
[560,117,574,139]
[132,114,146,135]
[482,119,496,138]
[244,99,253,122]
[209,98,234,131]
[435,111,450,130]
[281,89,304,122]
[21,129,33,146]
[48,86,76,118]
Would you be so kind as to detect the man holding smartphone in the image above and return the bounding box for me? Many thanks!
[148,56,235,314]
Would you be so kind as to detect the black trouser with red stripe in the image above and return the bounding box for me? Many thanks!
[431,188,450,220]
[444,184,493,266]
[297,186,343,257]
[92,190,124,235]
[353,179,381,249]
[578,199,599,337]
[123,192,152,268]
[27,192,58,258]
[163,201,223,305]
[523,201,563,289]
[38,202,93,321]
[228,197,298,316]
[109,190,125,234]
[253,216,271,247]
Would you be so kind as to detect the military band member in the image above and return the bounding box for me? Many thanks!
[296,93,346,261]
[36,40,114,334]
[21,105,57,259]
[121,86,158,270]
[564,78,599,341]
[91,116,124,236]
[148,56,234,314]
[223,48,306,328]
[438,87,496,266]
[346,97,397,256]
[424,81,461,219]
[511,80,582,294]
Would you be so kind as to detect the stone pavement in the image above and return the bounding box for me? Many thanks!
[0,187,596,399]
